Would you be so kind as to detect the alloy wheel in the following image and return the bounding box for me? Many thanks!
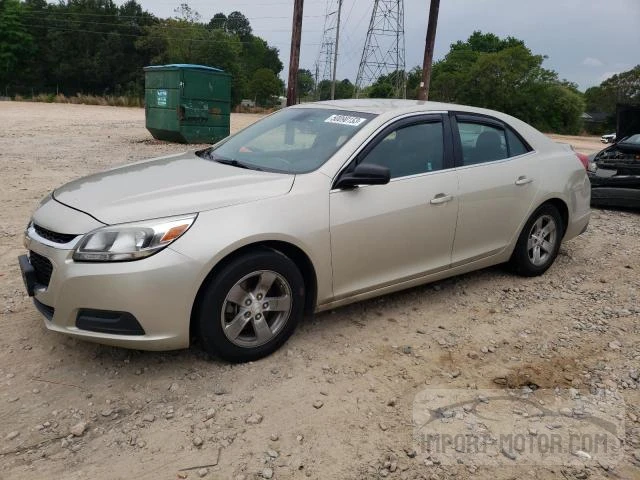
[527,214,557,266]
[220,270,293,348]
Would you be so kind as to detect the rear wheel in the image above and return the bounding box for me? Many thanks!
[509,204,564,277]
[197,249,305,362]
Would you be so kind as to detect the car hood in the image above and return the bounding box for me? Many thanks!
[53,151,295,224]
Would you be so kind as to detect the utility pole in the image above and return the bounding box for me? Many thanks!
[330,0,343,100]
[287,0,304,106]
[418,0,440,101]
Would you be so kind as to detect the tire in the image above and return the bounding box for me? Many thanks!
[509,204,564,277]
[197,249,305,362]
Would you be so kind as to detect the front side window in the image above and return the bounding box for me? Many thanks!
[359,121,444,179]
[202,108,376,173]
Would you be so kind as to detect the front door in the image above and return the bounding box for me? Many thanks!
[329,114,459,300]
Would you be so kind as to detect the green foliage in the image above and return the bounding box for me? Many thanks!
[296,68,314,100]
[584,66,640,131]
[424,31,585,134]
[449,31,525,54]
[4,1,283,106]
[226,11,252,39]
[0,0,34,87]
[250,68,281,105]
[317,78,354,100]
[208,12,226,30]
[366,70,406,98]
[406,66,422,99]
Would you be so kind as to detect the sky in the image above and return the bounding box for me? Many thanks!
[130,0,640,92]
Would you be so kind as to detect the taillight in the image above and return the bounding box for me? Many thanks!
[575,152,589,170]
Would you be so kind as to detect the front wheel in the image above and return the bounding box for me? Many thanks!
[197,249,305,362]
[509,204,564,277]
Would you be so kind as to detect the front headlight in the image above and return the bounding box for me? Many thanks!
[73,214,197,262]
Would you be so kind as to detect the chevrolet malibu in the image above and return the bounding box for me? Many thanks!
[19,100,591,362]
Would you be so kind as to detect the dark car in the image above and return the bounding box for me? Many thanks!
[588,105,640,208]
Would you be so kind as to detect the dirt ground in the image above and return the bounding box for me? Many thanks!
[0,102,638,480]
[546,134,603,155]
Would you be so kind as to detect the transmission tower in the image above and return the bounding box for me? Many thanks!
[314,0,340,99]
[355,0,406,98]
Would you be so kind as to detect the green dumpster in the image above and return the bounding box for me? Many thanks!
[144,64,231,144]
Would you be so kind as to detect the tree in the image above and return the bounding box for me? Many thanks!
[426,31,585,134]
[449,31,525,54]
[585,66,640,114]
[208,12,226,30]
[241,36,283,76]
[317,78,354,100]
[227,11,252,38]
[335,79,355,99]
[406,66,422,99]
[5,1,283,107]
[0,0,33,89]
[296,68,314,100]
[173,2,200,22]
[368,70,405,98]
[250,68,281,105]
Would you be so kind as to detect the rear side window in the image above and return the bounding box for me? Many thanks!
[456,118,532,166]
[457,122,507,165]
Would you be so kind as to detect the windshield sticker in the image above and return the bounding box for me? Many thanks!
[324,114,367,126]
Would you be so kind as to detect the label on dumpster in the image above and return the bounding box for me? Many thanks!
[324,114,366,126]
[156,89,168,107]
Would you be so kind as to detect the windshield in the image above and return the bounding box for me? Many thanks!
[201,108,376,173]
[621,134,640,145]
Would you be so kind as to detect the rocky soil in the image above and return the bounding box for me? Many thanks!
[0,102,638,479]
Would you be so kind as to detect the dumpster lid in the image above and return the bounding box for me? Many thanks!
[144,64,225,72]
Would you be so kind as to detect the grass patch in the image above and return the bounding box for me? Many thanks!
[14,93,143,107]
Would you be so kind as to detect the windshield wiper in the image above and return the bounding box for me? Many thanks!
[214,158,257,170]
[199,149,263,171]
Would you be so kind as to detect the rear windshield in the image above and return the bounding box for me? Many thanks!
[203,108,376,173]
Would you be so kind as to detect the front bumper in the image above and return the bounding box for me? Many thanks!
[591,187,640,208]
[21,231,202,351]
[588,170,640,208]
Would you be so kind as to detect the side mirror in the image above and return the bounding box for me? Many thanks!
[335,163,391,189]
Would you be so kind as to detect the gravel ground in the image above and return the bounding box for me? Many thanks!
[0,102,638,480]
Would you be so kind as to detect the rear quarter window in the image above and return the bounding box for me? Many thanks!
[506,128,530,156]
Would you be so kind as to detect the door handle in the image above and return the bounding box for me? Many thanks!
[515,176,533,186]
[430,194,453,205]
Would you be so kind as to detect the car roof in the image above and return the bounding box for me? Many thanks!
[292,98,556,152]
[293,98,493,116]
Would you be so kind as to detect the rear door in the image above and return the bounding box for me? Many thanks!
[329,114,459,299]
[450,113,540,265]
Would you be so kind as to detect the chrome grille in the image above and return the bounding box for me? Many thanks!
[33,224,77,244]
